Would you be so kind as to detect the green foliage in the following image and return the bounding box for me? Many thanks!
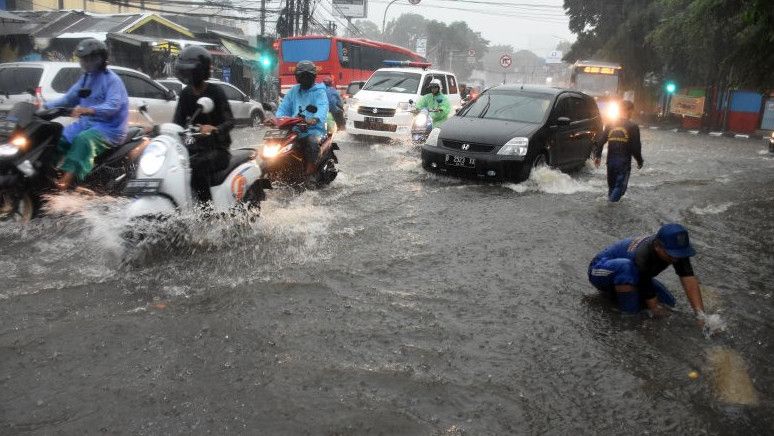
[564,0,774,90]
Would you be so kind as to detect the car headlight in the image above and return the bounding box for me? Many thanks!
[139,141,167,175]
[349,98,360,111]
[425,128,441,146]
[497,137,529,156]
[262,143,281,159]
[604,101,621,121]
[397,102,411,112]
[0,136,28,157]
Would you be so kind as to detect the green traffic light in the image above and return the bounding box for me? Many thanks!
[260,54,272,68]
[665,82,676,94]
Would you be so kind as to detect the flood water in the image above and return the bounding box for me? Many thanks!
[1,129,773,434]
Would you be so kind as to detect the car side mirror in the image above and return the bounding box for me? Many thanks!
[243,94,250,102]
[262,102,273,111]
[166,89,176,100]
[557,116,571,126]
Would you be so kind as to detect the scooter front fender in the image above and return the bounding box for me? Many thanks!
[126,195,176,220]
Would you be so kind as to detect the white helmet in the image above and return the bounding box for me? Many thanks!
[428,78,442,90]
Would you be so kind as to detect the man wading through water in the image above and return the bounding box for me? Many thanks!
[594,100,643,202]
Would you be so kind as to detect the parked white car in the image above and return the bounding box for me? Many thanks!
[345,66,463,139]
[0,61,177,137]
[157,78,266,127]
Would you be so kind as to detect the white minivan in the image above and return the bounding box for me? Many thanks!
[345,66,462,139]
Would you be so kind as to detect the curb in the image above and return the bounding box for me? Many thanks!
[640,125,765,140]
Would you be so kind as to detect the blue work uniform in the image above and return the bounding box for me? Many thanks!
[594,120,643,202]
[276,83,329,163]
[46,69,129,180]
[588,236,693,314]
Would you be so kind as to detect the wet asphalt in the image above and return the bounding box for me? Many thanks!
[1,128,773,435]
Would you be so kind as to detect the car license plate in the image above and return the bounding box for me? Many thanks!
[125,179,162,196]
[445,154,476,168]
[364,116,383,124]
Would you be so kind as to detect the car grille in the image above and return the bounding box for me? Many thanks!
[442,140,495,153]
[354,121,398,132]
[358,106,396,117]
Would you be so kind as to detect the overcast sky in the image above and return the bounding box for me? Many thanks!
[361,0,574,55]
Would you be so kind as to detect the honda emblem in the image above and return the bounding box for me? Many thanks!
[461,143,470,150]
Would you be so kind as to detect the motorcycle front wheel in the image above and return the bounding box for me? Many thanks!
[0,191,35,223]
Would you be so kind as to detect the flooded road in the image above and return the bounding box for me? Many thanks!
[1,128,773,434]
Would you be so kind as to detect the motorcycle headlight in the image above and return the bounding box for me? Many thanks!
[262,143,281,159]
[139,141,167,175]
[497,137,529,156]
[414,112,428,127]
[0,136,28,157]
[425,128,441,146]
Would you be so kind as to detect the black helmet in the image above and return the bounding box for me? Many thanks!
[295,60,317,90]
[176,45,212,86]
[295,61,317,78]
[75,38,108,72]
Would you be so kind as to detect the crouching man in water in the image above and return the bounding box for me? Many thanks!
[588,223,708,324]
[594,100,643,202]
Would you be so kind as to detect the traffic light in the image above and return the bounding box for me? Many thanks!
[259,53,273,69]
[665,81,677,94]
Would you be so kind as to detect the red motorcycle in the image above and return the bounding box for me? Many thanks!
[259,105,339,186]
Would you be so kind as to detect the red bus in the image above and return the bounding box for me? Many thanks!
[276,36,425,92]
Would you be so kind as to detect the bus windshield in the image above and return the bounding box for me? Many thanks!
[575,73,619,97]
[281,39,331,63]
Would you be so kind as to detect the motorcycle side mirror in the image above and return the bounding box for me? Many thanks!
[138,104,148,113]
[165,89,176,101]
[305,104,318,114]
[197,97,215,114]
[78,88,92,99]
[262,102,273,111]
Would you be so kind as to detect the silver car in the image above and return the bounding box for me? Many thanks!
[157,78,266,127]
[0,62,177,137]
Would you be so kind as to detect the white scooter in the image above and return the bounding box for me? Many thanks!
[124,97,271,220]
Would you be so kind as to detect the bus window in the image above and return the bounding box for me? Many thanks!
[282,38,331,63]
[337,41,350,67]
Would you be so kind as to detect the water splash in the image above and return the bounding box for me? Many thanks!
[690,202,734,215]
[505,166,600,195]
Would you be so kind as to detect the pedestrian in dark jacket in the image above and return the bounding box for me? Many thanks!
[594,100,643,202]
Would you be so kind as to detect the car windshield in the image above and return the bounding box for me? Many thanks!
[362,71,421,94]
[460,90,552,123]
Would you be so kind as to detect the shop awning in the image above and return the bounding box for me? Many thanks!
[0,11,28,22]
[220,38,258,63]
[107,32,161,47]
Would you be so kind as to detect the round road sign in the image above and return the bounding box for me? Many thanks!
[409,0,421,4]
[499,54,512,69]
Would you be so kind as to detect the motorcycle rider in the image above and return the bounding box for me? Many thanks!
[275,61,329,181]
[415,78,452,126]
[172,45,234,202]
[322,77,345,130]
[45,38,129,190]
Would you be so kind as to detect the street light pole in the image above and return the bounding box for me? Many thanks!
[383,0,421,35]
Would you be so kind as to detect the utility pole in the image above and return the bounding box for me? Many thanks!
[260,0,266,36]
[301,0,310,35]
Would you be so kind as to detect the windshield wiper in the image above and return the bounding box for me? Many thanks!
[478,94,492,118]
[385,78,410,92]
[364,78,390,90]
